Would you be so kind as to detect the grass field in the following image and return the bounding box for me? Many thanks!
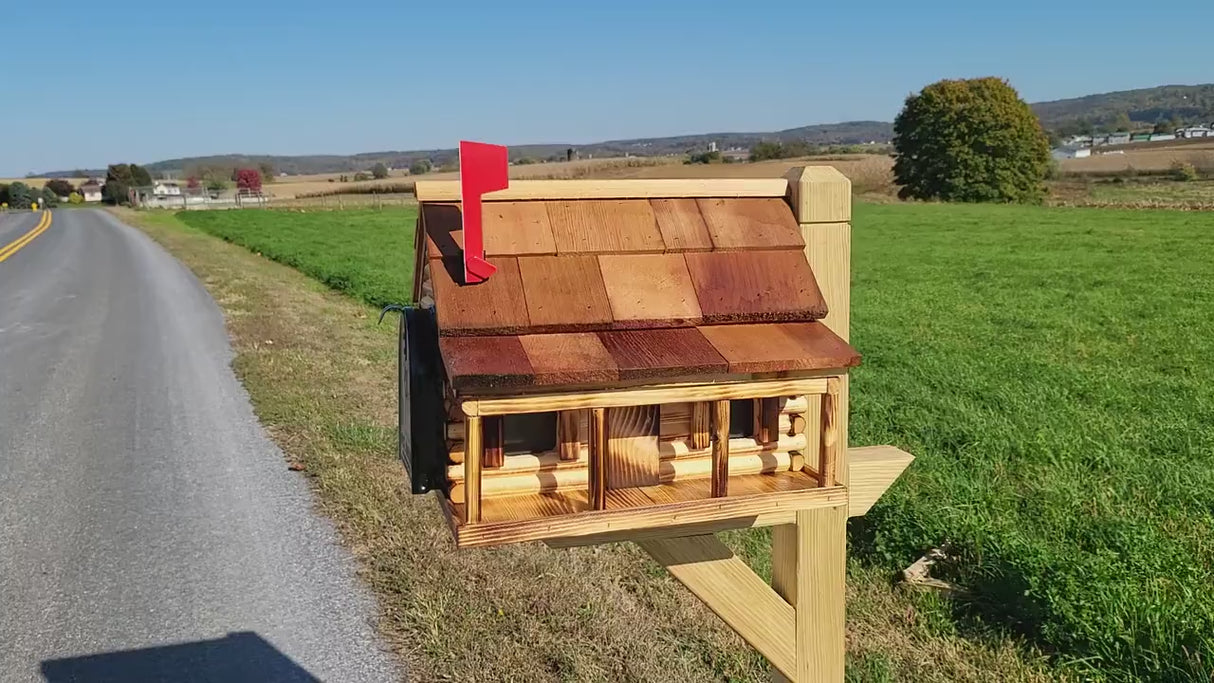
[170,202,1214,680]
[129,206,1060,683]
[177,209,416,309]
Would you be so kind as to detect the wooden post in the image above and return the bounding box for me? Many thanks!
[711,400,730,497]
[464,415,482,523]
[757,397,780,445]
[558,410,581,461]
[770,505,847,682]
[785,165,850,488]
[818,379,840,487]
[589,408,607,510]
[776,166,852,681]
[483,416,504,469]
[690,402,710,449]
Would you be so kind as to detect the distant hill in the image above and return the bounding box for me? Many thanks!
[1030,83,1214,132]
[40,121,893,178]
[40,84,1214,177]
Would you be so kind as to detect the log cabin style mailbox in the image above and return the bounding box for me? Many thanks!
[397,143,913,682]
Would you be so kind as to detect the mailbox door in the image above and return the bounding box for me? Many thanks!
[400,307,446,494]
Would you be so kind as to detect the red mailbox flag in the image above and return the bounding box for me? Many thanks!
[459,140,509,284]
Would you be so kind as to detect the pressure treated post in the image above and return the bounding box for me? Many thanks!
[771,505,848,682]
[776,166,852,681]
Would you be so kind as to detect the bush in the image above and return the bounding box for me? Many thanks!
[6,181,33,209]
[748,140,816,162]
[68,192,83,204]
[45,178,75,197]
[749,141,785,161]
[893,77,1050,203]
[235,168,263,193]
[353,172,370,182]
[40,187,58,207]
[371,162,389,180]
[408,159,432,175]
[1169,161,1199,182]
[685,150,721,164]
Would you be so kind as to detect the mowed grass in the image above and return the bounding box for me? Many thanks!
[848,203,1214,681]
[161,203,1214,681]
[178,208,417,309]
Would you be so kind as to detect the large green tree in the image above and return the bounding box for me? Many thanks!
[893,77,1051,203]
[6,182,34,209]
[45,178,76,197]
[102,163,152,205]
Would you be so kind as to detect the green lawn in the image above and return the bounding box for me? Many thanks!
[175,203,1214,681]
[178,207,418,309]
[850,203,1214,681]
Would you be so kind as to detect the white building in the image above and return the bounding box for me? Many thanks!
[1052,146,1091,160]
[80,180,103,202]
[152,181,182,197]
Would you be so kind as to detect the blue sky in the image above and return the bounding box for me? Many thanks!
[2,0,1211,176]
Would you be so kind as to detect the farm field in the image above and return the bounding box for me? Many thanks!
[177,209,415,309]
[1059,143,1214,174]
[170,201,1214,681]
[264,156,681,198]
[0,176,90,188]
[268,146,1213,208]
[1051,178,1214,209]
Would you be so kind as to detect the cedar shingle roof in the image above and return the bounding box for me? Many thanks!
[418,195,858,391]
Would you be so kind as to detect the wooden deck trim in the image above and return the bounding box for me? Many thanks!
[446,481,847,548]
[539,445,911,547]
[414,178,790,202]
[461,377,830,416]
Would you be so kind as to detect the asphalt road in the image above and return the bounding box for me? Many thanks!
[0,210,401,682]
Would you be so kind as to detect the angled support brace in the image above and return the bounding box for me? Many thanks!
[633,446,914,683]
[638,534,797,679]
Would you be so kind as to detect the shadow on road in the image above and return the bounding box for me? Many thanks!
[40,631,320,682]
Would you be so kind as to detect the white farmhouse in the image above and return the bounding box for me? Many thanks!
[152,181,182,197]
[80,179,103,202]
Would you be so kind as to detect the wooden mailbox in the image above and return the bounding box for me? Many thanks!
[399,167,912,682]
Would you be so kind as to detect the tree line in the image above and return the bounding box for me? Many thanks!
[0,182,64,209]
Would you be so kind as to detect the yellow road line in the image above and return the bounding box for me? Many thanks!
[0,211,52,263]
